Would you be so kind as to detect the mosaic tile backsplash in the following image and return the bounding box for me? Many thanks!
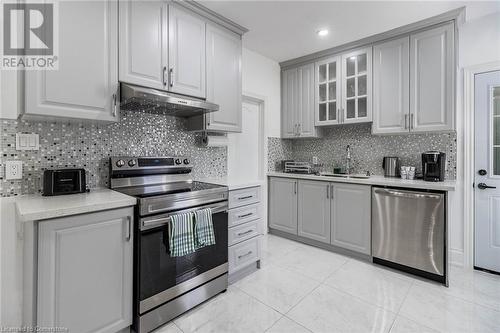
[268,123,457,179]
[0,110,226,197]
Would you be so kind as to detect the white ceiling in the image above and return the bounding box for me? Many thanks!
[200,1,500,62]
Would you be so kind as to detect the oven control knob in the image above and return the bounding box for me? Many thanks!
[116,159,125,167]
[128,159,136,167]
[175,158,182,165]
[183,159,190,165]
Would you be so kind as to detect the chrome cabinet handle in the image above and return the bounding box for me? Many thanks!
[238,251,253,259]
[294,181,297,194]
[330,184,333,198]
[169,68,174,87]
[337,109,340,123]
[238,212,253,219]
[410,114,414,130]
[404,114,408,129]
[297,124,301,136]
[162,66,167,86]
[237,230,254,236]
[125,216,132,241]
[238,195,253,200]
[326,184,329,199]
[112,93,117,117]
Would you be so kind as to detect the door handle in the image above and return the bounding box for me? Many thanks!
[169,68,174,87]
[477,183,496,190]
[404,114,408,129]
[162,66,167,86]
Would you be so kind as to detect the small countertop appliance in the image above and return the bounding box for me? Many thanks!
[382,157,400,177]
[422,151,446,182]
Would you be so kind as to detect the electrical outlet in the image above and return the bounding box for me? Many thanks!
[5,160,23,180]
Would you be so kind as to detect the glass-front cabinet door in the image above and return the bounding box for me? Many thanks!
[341,47,372,124]
[315,56,341,126]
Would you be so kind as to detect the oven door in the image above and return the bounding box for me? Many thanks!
[137,201,228,314]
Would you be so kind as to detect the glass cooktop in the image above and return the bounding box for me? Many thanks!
[114,181,226,198]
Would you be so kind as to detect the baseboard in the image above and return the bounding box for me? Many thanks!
[449,248,464,267]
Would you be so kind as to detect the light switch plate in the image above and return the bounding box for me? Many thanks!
[5,160,23,180]
[16,133,39,151]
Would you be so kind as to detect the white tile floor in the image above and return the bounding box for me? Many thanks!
[154,234,500,333]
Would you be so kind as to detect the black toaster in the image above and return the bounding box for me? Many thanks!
[42,169,87,196]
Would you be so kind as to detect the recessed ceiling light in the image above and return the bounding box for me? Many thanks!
[317,29,329,37]
[350,56,356,60]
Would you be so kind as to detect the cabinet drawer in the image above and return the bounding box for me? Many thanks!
[228,219,261,246]
[228,203,260,227]
[228,236,261,273]
[228,186,260,209]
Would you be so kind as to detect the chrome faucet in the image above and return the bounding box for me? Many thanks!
[346,145,351,175]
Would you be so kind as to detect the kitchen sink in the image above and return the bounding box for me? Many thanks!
[319,172,370,179]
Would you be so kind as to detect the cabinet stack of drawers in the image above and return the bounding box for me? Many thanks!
[227,185,262,281]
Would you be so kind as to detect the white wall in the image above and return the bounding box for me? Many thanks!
[450,11,500,267]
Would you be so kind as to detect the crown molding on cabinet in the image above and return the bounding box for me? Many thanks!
[279,6,465,70]
[173,0,249,35]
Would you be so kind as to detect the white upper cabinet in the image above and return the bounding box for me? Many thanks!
[410,23,454,132]
[205,23,242,132]
[315,56,341,126]
[25,0,118,122]
[281,64,318,138]
[372,36,410,134]
[119,1,167,90]
[168,5,206,98]
[297,63,317,137]
[341,47,372,124]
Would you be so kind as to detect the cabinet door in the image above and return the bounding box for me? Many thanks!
[372,37,410,134]
[297,63,318,137]
[205,23,242,132]
[119,0,167,90]
[25,0,118,122]
[269,177,298,234]
[341,47,372,124]
[37,207,133,333]
[297,180,331,243]
[315,56,341,126]
[410,23,454,132]
[168,5,206,98]
[331,183,371,254]
[281,68,298,138]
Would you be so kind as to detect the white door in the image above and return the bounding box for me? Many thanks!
[168,5,206,98]
[205,23,242,132]
[119,0,168,90]
[372,36,410,134]
[227,99,263,181]
[25,0,118,122]
[475,70,500,273]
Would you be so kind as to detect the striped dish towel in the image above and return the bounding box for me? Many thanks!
[169,212,196,257]
[194,208,216,248]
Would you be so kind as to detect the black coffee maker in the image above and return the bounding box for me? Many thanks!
[422,151,446,182]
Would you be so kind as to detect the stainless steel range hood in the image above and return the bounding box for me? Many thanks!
[120,83,219,117]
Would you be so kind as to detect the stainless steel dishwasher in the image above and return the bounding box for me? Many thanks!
[372,187,446,285]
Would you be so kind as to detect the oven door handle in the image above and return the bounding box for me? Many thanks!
[140,201,228,230]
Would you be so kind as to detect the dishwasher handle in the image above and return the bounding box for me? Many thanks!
[373,188,443,200]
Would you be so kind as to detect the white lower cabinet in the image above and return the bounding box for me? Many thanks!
[268,177,371,256]
[227,185,262,280]
[37,207,134,333]
[330,183,371,255]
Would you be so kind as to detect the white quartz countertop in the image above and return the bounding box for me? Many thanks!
[196,177,264,190]
[15,189,137,222]
[267,172,456,191]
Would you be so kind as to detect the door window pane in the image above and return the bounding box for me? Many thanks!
[495,147,500,175]
[346,57,355,77]
[328,102,336,120]
[346,99,355,119]
[346,78,355,98]
[328,62,336,80]
[495,117,500,145]
[319,64,327,82]
[358,75,367,96]
[358,53,367,73]
[328,82,336,101]
[319,84,326,102]
[319,103,327,121]
[358,97,367,118]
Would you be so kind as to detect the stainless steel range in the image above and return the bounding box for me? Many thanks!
[110,156,229,333]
